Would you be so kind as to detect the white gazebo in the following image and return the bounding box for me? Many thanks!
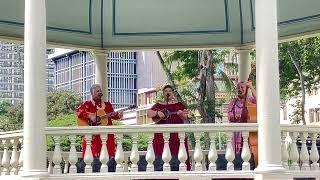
[1,0,320,179]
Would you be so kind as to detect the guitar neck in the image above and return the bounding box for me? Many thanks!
[100,111,117,119]
[99,106,135,119]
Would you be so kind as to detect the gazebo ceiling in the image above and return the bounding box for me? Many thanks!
[0,0,320,50]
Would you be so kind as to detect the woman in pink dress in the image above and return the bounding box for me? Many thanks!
[227,81,256,170]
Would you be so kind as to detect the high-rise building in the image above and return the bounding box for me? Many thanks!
[52,51,138,109]
[0,42,55,104]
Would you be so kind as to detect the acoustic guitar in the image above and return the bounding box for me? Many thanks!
[153,108,190,123]
[77,105,136,126]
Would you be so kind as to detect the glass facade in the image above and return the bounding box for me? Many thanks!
[53,51,137,109]
[0,42,55,104]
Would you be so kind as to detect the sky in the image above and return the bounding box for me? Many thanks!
[48,48,72,59]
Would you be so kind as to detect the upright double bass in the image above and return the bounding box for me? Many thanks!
[246,70,258,167]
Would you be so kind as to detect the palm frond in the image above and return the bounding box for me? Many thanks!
[219,70,236,98]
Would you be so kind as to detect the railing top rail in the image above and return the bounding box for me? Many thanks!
[280,124,320,133]
[0,129,23,139]
[0,124,319,137]
[44,123,259,135]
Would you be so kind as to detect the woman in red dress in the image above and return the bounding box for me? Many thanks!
[147,85,191,171]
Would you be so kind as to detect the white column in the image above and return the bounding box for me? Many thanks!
[93,50,108,102]
[23,0,48,177]
[237,49,251,82]
[254,0,285,178]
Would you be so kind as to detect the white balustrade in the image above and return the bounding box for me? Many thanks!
[99,134,109,173]
[1,139,10,175]
[0,151,2,174]
[162,132,172,171]
[193,132,203,171]
[83,134,93,173]
[225,132,235,171]
[299,132,310,170]
[310,132,319,170]
[241,131,251,171]
[52,136,62,174]
[178,132,187,171]
[289,132,299,170]
[9,138,19,175]
[1,123,319,179]
[47,151,53,174]
[208,132,217,171]
[68,135,78,174]
[145,133,155,172]
[281,132,289,169]
[62,155,68,174]
[115,133,124,172]
[130,133,139,172]
[18,138,23,174]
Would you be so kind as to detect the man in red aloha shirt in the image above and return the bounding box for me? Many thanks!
[76,84,123,172]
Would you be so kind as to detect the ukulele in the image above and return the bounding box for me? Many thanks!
[77,105,136,126]
[153,108,189,122]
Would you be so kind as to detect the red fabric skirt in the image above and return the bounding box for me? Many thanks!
[153,133,191,171]
[82,134,116,158]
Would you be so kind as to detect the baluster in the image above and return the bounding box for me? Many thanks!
[145,133,155,172]
[309,133,319,170]
[193,132,203,171]
[52,136,62,174]
[63,155,69,174]
[178,132,187,171]
[18,138,23,175]
[99,134,109,173]
[115,133,124,172]
[162,132,172,171]
[124,157,129,172]
[299,132,310,170]
[83,134,93,173]
[241,131,251,171]
[130,133,139,172]
[10,138,19,175]
[1,139,10,175]
[281,132,289,169]
[289,132,299,170]
[47,152,53,174]
[225,132,235,171]
[208,132,217,171]
[0,151,2,174]
[68,135,78,174]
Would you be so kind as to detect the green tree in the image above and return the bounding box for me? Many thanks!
[0,101,12,115]
[157,50,235,123]
[0,91,83,131]
[279,37,320,124]
[289,99,303,124]
[47,90,82,120]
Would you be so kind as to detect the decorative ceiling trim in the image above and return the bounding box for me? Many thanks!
[100,0,104,48]
[250,0,320,31]
[112,0,230,36]
[0,0,93,34]
[239,0,244,44]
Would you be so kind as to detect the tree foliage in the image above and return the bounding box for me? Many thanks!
[0,91,82,131]
[158,50,235,123]
[279,37,320,99]
[47,90,82,121]
[279,37,320,124]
